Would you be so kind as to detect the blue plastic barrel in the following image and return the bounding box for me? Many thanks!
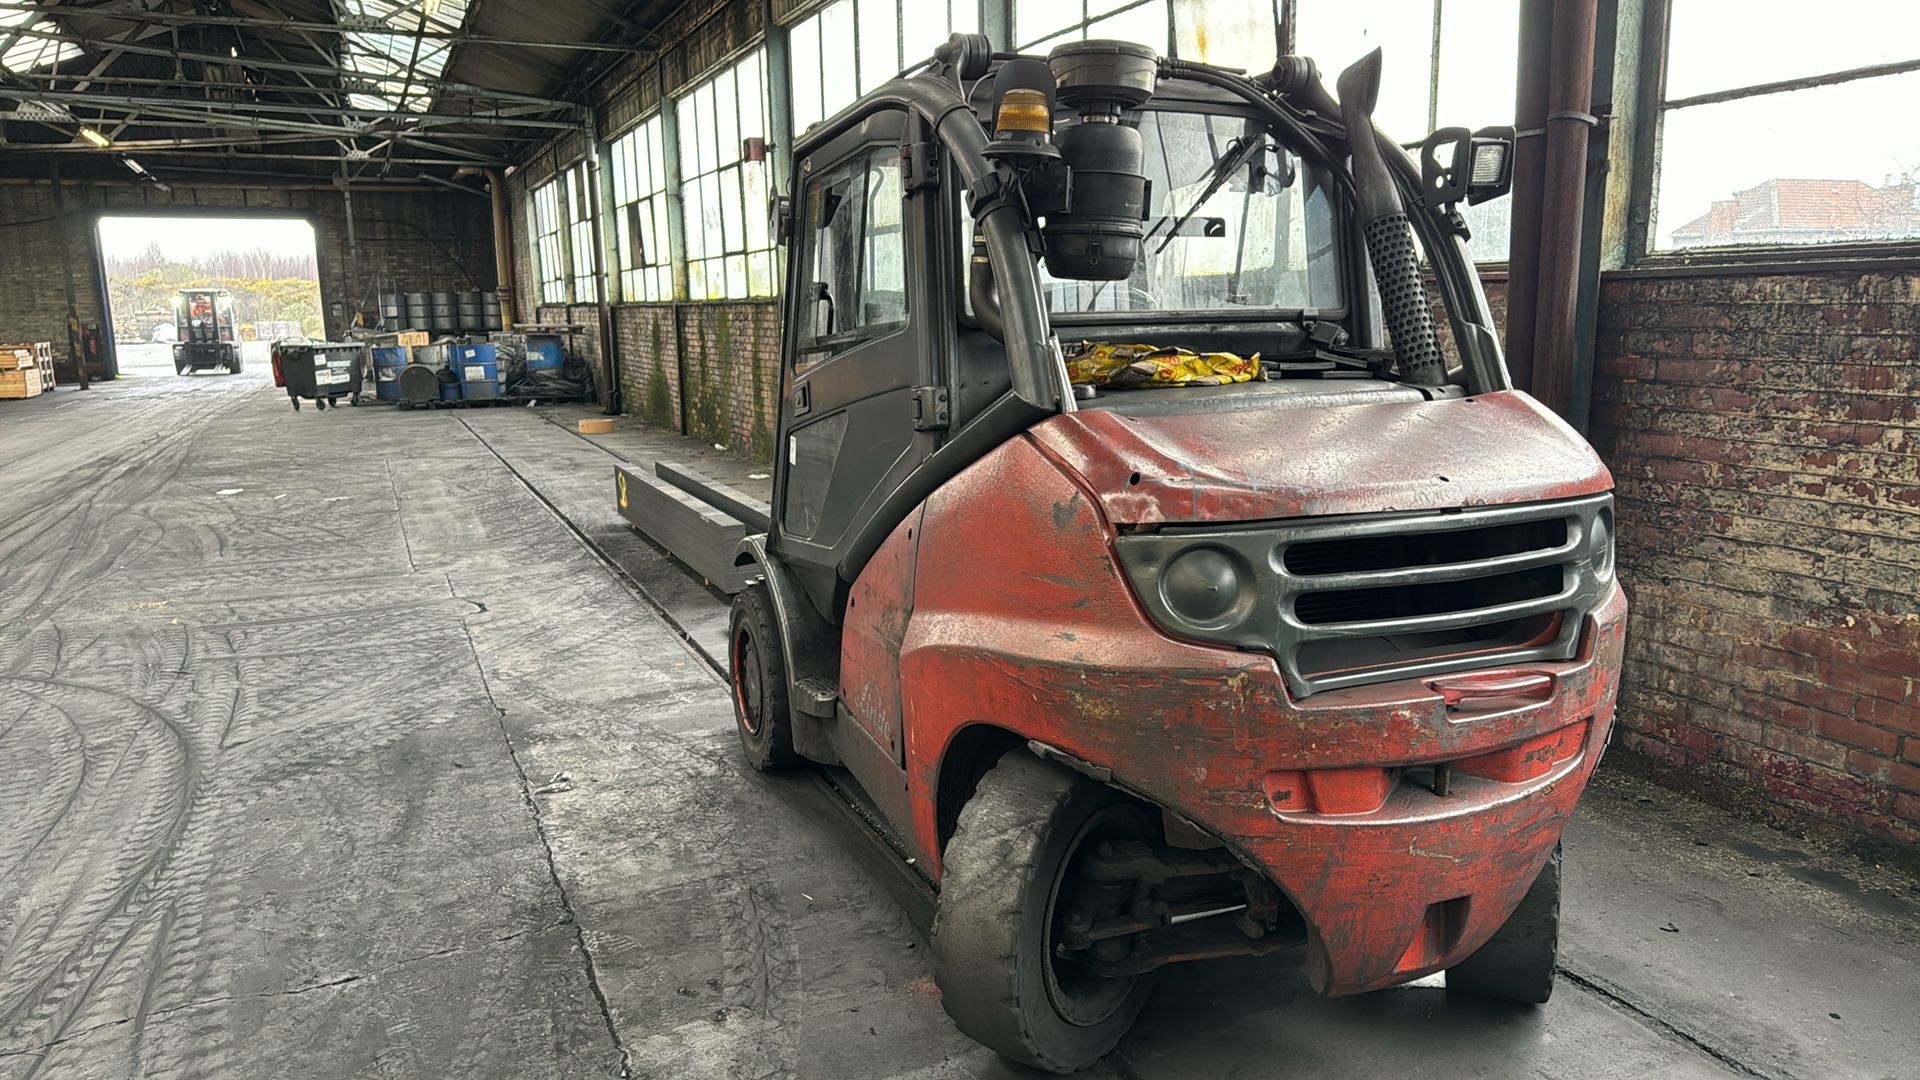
[525,334,563,372]
[372,346,409,402]
[438,377,462,402]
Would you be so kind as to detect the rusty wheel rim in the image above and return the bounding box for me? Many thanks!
[733,629,763,736]
[1044,804,1147,1027]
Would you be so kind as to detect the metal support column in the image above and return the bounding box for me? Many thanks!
[49,158,88,389]
[1503,0,1552,393]
[762,0,794,173]
[980,0,1013,52]
[1567,0,1621,433]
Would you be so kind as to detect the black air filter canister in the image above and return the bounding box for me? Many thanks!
[1043,40,1159,281]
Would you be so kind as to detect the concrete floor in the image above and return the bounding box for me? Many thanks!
[2,367,1916,1080]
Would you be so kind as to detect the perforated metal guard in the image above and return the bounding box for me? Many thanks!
[1363,214,1443,384]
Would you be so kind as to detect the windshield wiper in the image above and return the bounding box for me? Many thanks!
[1154,135,1266,256]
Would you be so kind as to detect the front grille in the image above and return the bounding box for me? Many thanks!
[1291,564,1565,625]
[1115,495,1613,698]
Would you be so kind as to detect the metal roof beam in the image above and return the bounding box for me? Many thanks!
[8,87,583,130]
[0,22,585,108]
[0,2,651,53]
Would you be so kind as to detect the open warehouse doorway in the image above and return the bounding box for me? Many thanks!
[95,215,323,379]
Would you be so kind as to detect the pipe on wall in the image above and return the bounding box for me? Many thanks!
[487,168,517,330]
[1530,0,1601,419]
[1503,0,1553,394]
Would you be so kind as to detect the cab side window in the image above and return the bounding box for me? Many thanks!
[798,146,907,369]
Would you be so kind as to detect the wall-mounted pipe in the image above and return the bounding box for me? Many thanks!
[1530,0,1601,418]
[486,168,517,330]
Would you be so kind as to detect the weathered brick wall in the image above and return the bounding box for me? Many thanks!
[0,181,104,359]
[1591,270,1920,851]
[678,302,780,458]
[0,179,494,364]
[615,304,683,433]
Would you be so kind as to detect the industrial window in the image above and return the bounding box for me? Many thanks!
[533,178,568,306]
[611,115,674,302]
[1650,0,1920,251]
[677,50,778,300]
[0,7,82,72]
[1291,1,1519,262]
[1012,0,1282,75]
[788,0,979,135]
[566,164,598,302]
[797,145,908,366]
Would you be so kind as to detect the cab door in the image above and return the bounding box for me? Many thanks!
[772,111,942,620]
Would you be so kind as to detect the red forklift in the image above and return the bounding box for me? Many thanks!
[171,288,243,375]
[727,34,1623,1072]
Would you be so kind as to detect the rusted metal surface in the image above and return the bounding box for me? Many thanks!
[839,506,923,766]
[856,433,1626,997]
[1028,390,1613,526]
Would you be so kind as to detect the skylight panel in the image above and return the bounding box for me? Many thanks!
[335,0,469,114]
[0,8,82,73]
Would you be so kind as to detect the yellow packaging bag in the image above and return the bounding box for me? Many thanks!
[1064,342,1260,389]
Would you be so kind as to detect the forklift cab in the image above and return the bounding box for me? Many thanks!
[772,110,956,620]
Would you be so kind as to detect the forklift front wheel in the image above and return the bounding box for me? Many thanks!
[934,752,1158,1074]
[729,583,799,770]
[1445,843,1561,1003]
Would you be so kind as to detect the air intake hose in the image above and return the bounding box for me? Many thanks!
[1337,49,1445,386]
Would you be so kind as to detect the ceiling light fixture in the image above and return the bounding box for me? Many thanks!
[79,126,111,148]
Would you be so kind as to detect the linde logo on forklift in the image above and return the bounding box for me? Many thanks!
[721,32,1623,1073]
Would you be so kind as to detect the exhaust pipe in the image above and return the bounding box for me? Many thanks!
[1337,49,1445,386]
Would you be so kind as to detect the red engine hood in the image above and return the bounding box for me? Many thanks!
[1028,390,1612,525]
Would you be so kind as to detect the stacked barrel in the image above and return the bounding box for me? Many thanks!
[377,290,505,335]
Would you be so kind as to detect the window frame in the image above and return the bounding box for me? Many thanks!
[611,113,675,303]
[676,48,780,301]
[531,177,568,306]
[792,140,913,369]
[566,163,598,303]
[1627,0,1920,269]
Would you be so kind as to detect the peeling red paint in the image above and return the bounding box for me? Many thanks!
[1029,390,1614,525]
[850,432,1626,997]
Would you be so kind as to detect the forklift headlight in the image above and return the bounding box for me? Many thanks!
[1159,546,1255,632]
[1590,509,1615,582]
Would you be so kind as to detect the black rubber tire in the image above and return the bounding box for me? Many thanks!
[933,752,1158,1074]
[291,398,301,412]
[728,583,798,771]
[177,363,191,377]
[1446,844,1561,1004]
[230,358,243,374]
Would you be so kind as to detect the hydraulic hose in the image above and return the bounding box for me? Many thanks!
[1336,49,1446,386]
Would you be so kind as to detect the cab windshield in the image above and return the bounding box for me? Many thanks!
[1040,107,1345,320]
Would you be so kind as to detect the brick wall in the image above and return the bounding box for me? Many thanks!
[615,304,683,433]
[678,302,780,458]
[1591,270,1920,852]
[593,300,779,458]
[0,181,104,363]
[0,179,494,371]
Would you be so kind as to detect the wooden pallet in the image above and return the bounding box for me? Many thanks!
[1,342,51,371]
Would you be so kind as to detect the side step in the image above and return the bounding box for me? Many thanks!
[654,461,772,533]
[612,464,755,594]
